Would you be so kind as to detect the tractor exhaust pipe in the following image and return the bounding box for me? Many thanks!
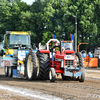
[60,41,62,54]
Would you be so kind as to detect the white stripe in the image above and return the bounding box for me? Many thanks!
[86,77,100,80]
[0,84,63,100]
[85,70,100,73]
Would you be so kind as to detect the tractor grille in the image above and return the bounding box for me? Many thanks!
[65,60,73,67]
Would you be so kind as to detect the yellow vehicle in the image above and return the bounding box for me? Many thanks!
[2,31,37,80]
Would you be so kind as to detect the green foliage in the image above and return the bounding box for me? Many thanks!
[0,0,100,51]
[41,32,52,45]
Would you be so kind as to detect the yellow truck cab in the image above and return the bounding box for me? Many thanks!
[4,31,31,54]
[3,31,35,78]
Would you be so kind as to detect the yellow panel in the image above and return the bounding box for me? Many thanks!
[5,49,8,55]
[8,49,13,54]
[11,31,30,35]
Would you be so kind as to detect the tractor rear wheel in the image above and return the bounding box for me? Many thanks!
[49,68,56,82]
[36,52,50,80]
[75,52,84,68]
[75,52,85,82]
[26,52,37,80]
[4,66,8,76]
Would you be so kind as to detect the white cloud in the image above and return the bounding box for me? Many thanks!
[21,0,35,5]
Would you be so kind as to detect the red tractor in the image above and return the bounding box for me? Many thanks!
[36,39,85,82]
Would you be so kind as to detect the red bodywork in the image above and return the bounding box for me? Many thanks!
[38,50,75,74]
[37,50,50,53]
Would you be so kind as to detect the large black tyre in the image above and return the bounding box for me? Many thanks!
[36,51,50,80]
[4,66,8,76]
[75,52,84,68]
[79,68,85,82]
[49,68,56,82]
[26,52,37,80]
[75,52,85,82]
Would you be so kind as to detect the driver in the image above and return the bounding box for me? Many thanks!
[52,41,59,61]
[53,41,59,52]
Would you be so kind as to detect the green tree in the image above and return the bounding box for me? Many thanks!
[0,0,31,41]
[30,0,55,45]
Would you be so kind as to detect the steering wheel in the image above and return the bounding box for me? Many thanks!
[65,48,70,50]
[81,50,87,54]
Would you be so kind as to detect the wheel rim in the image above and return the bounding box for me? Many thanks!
[27,55,33,78]
[36,57,40,76]
[49,70,52,80]
[75,56,79,67]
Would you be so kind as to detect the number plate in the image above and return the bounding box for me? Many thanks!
[65,55,74,60]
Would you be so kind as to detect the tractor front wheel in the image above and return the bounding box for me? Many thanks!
[49,68,56,82]
[79,68,85,82]
[26,52,37,80]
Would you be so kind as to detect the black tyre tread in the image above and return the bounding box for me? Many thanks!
[75,52,84,68]
[75,52,85,82]
[26,52,37,80]
[37,52,50,80]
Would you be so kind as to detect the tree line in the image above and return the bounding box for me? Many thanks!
[0,0,100,52]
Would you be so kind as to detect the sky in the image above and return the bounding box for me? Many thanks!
[21,0,35,5]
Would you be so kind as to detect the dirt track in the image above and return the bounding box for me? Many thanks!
[0,68,100,100]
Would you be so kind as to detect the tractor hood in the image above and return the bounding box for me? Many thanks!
[54,50,75,59]
[37,50,50,53]
[65,50,75,54]
[55,54,65,59]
